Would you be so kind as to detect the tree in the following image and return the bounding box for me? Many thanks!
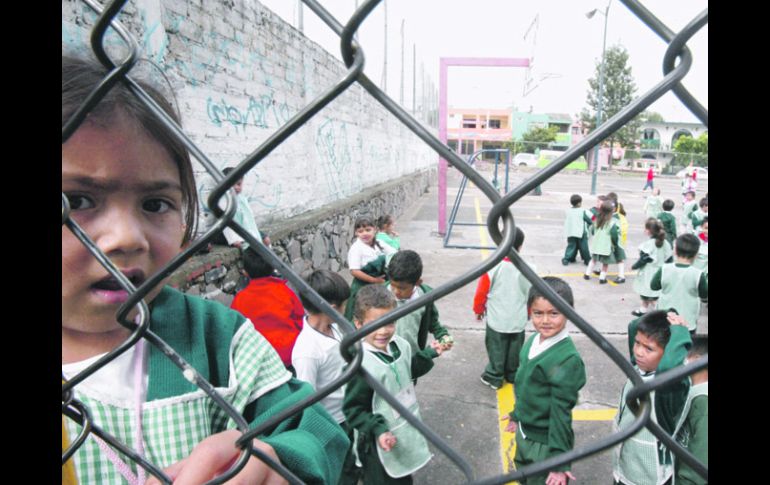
[504,125,558,154]
[672,132,708,167]
[580,45,640,162]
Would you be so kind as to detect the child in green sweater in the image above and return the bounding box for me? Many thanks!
[502,277,586,485]
[673,335,708,485]
[343,284,444,484]
[386,249,453,363]
[657,199,678,247]
[613,310,692,485]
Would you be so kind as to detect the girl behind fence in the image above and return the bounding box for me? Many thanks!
[61,55,347,485]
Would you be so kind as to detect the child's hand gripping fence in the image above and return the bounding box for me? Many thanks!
[61,0,708,483]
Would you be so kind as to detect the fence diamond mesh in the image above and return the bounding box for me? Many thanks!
[62,0,708,483]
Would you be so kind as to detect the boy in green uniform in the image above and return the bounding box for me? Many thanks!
[688,198,708,232]
[386,250,454,363]
[650,234,708,334]
[502,277,586,485]
[562,194,593,266]
[657,199,678,246]
[343,284,444,484]
[673,335,708,485]
[473,227,533,390]
[613,310,692,485]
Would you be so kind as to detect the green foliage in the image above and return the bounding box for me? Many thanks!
[623,150,640,160]
[580,45,641,157]
[672,132,708,167]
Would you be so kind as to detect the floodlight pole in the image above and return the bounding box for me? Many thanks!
[588,2,610,195]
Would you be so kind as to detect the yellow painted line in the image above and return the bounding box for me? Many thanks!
[573,408,618,421]
[498,383,517,479]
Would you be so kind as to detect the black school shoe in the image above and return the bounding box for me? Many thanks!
[599,279,608,284]
[583,274,590,280]
[613,277,626,284]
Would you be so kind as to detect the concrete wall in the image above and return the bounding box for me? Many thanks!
[63,0,438,302]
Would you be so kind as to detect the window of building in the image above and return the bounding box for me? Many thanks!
[462,117,476,129]
[488,119,501,129]
[461,140,474,155]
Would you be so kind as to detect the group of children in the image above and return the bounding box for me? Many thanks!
[62,53,706,485]
[560,186,708,327]
[476,221,707,484]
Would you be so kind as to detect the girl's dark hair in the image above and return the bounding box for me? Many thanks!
[62,55,197,244]
[376,214,394,230]
[354,284,396,323]
[596,201,615,229]
[354,216,376,231]
[301,270,351,314]
[645,218,666,248]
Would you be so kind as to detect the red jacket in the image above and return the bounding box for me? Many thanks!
[230,276,305,367]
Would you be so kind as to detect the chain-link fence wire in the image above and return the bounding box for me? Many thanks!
[61,0,708,483]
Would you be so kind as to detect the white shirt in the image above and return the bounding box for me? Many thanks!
[62,342,148,407]
[347,238,395,270]
[291,317,347,423]
[528,325,571,360]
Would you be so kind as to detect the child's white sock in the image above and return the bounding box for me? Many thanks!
[599,271,607,280]
[585,264,593,276]
[618,263,625,278]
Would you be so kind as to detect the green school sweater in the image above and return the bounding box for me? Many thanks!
[70,286,349,485]
[509,334,586,467]
[658,212,677,243]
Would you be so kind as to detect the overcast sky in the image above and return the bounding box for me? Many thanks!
[260,0,707,124]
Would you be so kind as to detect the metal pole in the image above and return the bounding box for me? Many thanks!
[590,2,610,195]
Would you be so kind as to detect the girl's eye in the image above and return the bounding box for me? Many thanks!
[143,199,173,214]
[66,194,94,211]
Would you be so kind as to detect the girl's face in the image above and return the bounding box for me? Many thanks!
[62,116,186,352]
[355,224,377,246]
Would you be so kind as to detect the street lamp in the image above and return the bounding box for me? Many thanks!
[586,2,611,195]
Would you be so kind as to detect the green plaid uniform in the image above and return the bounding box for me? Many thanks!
[64,286,348,485]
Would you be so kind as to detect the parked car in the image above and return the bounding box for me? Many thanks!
[513,152,538,167]
[675,166,708,180]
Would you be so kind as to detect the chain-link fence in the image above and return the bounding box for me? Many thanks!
[62,0,708,483]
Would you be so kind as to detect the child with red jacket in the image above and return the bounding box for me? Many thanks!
[231,248,305,371]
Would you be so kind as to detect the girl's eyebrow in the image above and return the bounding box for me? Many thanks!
[62,174,182,193]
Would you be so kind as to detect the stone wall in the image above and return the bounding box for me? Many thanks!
[167,168,435,304]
